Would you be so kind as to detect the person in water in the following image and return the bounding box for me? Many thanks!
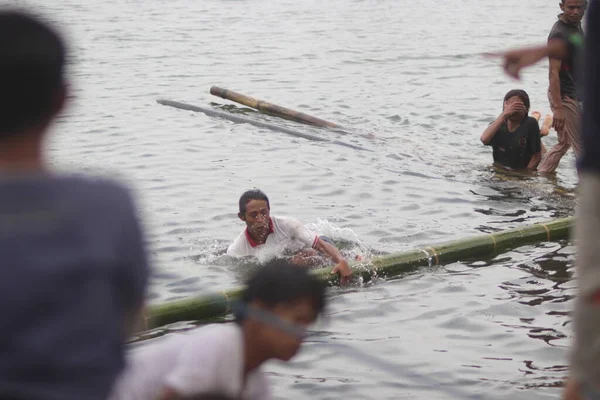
[539,0,586,173]
[0,11,150,400]
[109,261,327,400]
[227,189,352,284]
[480,89,542,171]
[494,4,597,398]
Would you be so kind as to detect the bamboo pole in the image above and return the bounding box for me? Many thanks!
[147,288,244,329]
[210,86,340,128]
[156,99,369,152]
[147,216,574,328]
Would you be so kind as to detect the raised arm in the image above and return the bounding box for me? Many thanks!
[481,102,521,145]
[480,113,506,145]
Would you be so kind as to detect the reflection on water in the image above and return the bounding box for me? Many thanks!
[471,166,575,231]
[27,0,580,398]
[133,240,576,399]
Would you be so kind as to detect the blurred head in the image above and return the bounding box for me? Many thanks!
[503,89,530,119]
[0,11,67,140]
[238,189,271,238]
[560,0,586,25]
[237,260,327,362]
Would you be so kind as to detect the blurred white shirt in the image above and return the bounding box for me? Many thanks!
[109,324,271,400]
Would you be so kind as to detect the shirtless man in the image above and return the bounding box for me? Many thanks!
[227,190,352,284]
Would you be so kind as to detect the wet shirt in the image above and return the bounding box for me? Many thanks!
[0,175,149,400]
[486,117,542,170]
[549,17,584,100]
[227,216,318,263]
[579,0,600,172]
[109,324,271,400]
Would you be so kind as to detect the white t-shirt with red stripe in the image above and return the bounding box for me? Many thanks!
[227,216,318,263]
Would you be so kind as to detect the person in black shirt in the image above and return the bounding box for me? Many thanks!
[538,0,585,173]
[494,3,600,398]
[480,89,542,171]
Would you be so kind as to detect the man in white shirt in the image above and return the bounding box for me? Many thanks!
[227,189,352,284]
[109,261,327,400]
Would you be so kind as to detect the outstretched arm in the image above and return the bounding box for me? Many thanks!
[496,38,569,79]
[313,238,352,284]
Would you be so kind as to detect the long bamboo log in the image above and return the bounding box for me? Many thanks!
[156,99,369,152]
[210,86,340,128]
[147,216,574,328]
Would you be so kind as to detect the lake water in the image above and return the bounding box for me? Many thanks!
[12,0,579,398]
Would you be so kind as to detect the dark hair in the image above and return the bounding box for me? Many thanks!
[0,11,66,136]
[241,260,327,317]
[238,189,270,214]
[503,89,530,112]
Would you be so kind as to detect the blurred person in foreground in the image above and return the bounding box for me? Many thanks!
[227,189,352,284]
[109,261,327,400]
[480,89,542,171]
[495,2,598,399]
[0,11,149,400]
[538,0,586,173]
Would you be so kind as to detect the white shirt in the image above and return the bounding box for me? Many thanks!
[227,216,319,263]
[109,324,271,400]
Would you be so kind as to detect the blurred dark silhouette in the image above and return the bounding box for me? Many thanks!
[0,10,150,400]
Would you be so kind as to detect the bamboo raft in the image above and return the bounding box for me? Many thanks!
[147,216,574,329]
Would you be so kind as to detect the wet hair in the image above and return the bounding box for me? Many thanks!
[503,89,530,112]
[0,11,66,136]
[238,189,270,214]
[239,260,327,318]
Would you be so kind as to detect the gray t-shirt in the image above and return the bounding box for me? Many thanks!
[0,175,149,400]
[548,17,584,100]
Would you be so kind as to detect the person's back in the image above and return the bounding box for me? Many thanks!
[109,260,327,400]
[0,12,149,400]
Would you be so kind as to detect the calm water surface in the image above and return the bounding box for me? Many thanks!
[12,0,579,398]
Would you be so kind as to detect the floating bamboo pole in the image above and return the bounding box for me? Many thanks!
[210,86,340,128]
[156,99,369,152]
[147,216,574,329]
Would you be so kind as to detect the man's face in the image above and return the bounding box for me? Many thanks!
[256,298,317,361]
[560,0,585,25]
[240,199,270,236]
